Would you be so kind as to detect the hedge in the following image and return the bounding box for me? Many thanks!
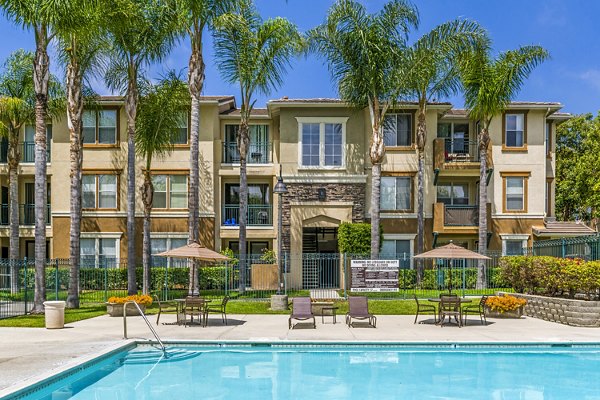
[499,256,600,299]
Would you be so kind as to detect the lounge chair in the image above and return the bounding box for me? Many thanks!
[439,295,462,327]
[204,296,229,327]
[153,295,179,325]
[462,295,488,325]
[414,294,437,324]
[288,297,316,329]
[182,296,206,327]
[346,296,376,328]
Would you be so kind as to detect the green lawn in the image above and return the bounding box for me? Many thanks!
[0,305,107,328]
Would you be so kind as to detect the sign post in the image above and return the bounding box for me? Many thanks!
[350,260,399,292]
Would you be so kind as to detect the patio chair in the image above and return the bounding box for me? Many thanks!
[462,295,488,326]
[203,296,229,327]
[346,296,377,328]
[414,294,437,324]
[288,297,316,329]
[153,295,179,325]
[182,296,206,328]
[439,295,462,328]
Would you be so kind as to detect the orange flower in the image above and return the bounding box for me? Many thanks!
[108,295,153,306]
[485,294,526,313]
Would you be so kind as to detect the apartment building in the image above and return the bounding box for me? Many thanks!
[0,95,589,277]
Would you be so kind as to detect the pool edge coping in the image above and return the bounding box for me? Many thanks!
[3,340,600,399]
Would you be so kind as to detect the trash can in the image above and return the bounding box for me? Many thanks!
[43,301,66,329]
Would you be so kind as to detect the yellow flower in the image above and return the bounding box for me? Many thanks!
[485,294,526,313]
[108,295,153,306]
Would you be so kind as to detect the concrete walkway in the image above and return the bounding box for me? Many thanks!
[1,313,600,395]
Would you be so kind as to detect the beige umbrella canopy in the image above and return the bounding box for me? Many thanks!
[154,242,230,262]
[413,242,490,260]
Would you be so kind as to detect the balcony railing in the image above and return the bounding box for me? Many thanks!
[0,204,51,226]
[0,141,51,163]
[222,142,272,164]
[444,205,479,226]
[443,139,479,163]
[222,204,273,226]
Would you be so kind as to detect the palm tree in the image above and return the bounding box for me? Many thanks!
[402,19,486,279]
[57,4,106,309]
[174,0,236,296]
[213,0,304,293]
[0,0,83,312]
[135,73,188,294]
[104,0,179,295]
[0,50,35,293]
[460,44,549,288]
[309,0,418,258]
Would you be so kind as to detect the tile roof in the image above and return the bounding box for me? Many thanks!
[220,108,269,116]
[533,221,596,236]
[97,95,235,103]
[269,97,451,105]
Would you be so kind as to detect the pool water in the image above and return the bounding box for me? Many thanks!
[15,344,600,399]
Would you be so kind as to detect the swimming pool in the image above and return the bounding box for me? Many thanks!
[8,343,600,399]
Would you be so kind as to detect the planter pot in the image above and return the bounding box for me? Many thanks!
[484,305,523,319]
[106,303,146,317]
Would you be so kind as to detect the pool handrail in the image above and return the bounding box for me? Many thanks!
[123,301,166,353]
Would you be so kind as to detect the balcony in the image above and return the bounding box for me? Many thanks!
[222,204,272,226]
[433,138,491,172]
[433,202,491,234]
[222,142,271,164]
[0,203,51,226]
[0,141,51,163]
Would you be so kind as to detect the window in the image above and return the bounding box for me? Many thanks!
[80,236,119,267]
[174,112,188,144]
[502,173,529,213]
[546,179,553,216]
[83,109,118,145]
[24,124,52,162]
[82,174,118,209]
[437,183,469,205]
[297,118,346,167]
[437,122,471,159]
[501,235,528,256]
[381,176,412,211]
[384,113,412,147]
[151,236,188,267]
[152,175,188,209]
[227,241,269,256]
[223,124,270,164]
[504,113,526,148]
[223,184,271,226]
[381,235,414,268]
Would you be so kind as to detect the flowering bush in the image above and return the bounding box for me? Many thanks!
[107,295,153,306]
[485,294,526,313]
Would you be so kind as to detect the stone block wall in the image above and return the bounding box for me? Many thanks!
[502,292,600,327]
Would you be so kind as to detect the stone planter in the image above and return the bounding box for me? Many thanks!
[484,305,523,319]
[311,301,334,316]
[106,303,146,317]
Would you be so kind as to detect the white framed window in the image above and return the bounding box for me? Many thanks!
[80,233,121,268]
[437,183,469,205]
[381,176,412,211]
[505,113,525,148]
[297,117,347,168]
[500,234,529,256]
[174,111,188,144]
[82,174,118,209]
[545,121,552,156]
[83,109,118,145]
[151,234,189,268]
[384,113,412,147]
[506,176,525,211]
[381,234,415,269]
[151,175,188,209]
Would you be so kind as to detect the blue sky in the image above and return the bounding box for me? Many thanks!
[0,0,598,114]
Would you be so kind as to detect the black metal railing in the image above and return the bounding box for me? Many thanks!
[444,139,479,163]
[444,205,479,226]
[0,141,51,163]
[0,204,51,226]
[222,142,272,164]
[222,204,273,226]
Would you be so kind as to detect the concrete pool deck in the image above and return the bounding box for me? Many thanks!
[1,313,600,395]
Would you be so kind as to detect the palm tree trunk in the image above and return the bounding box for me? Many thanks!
[32,28,50,313]
[237,121,249,294]
[477,126,489,289]
[8,131,20,294]
[141,169,153,295]
[368,105,384,258]
[125,64,138,295]
[66,53,83,308]
[416,107,427,283]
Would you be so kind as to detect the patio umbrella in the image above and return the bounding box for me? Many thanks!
[154,242,230,295]
[413,242,490,294]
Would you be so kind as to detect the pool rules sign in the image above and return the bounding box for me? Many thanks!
[350,260,399,292]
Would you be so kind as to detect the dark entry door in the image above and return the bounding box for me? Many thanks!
[301,227,340,289]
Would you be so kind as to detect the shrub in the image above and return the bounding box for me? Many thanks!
[338,222,372,255]
[485,294,526,313]
[107,294,153,306]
